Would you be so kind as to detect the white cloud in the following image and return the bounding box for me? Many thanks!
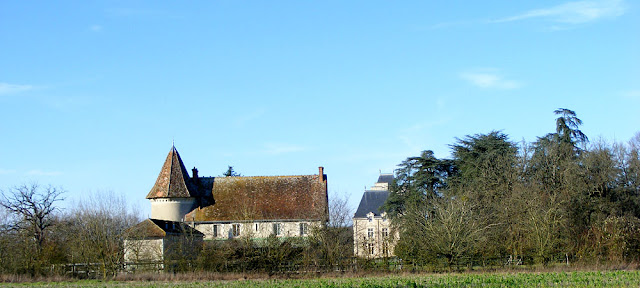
[0,83,34,95]
[493,0,627,24]
[90,25,103,32]
[26,170,63,176]
[263,143,306,155]
[460,70,522,90]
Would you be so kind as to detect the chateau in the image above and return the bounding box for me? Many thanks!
[125,146,328,264]
[353,174,397,258]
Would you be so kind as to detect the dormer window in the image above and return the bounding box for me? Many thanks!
[366,212,375,222]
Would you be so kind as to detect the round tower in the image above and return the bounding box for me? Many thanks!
[146,146,198,222]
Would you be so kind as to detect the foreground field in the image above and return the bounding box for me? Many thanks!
[4,270,640,287]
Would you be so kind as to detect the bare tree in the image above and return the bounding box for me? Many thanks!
[67,191,141,278]
[328,192,352,228]
[0,183,64,253]
[413,197,493,268]
[307,191,353,270]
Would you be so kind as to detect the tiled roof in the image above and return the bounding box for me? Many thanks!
[146,146,198,199]
[354,190,390,218]
[126,219,205,238]
[186,174,328,222]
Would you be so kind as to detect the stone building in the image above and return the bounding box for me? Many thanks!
[125,145,328,263]
[124,219,204,267]
[353,174,397,258]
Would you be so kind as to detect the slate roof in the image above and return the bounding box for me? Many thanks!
[354,190,390,218]
[126,218,205,238]
[186,174,328,222]
[377,174,394,185]
[146,146,198,199]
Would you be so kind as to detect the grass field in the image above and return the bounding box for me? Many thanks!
[2,270,639,287]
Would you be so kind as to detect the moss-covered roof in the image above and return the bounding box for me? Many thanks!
[126,218,205,238]
[186,174,328,222]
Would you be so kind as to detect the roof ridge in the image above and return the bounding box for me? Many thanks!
[216,174,318,178]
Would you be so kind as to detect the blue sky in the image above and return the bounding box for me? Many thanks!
[1,0,638,217]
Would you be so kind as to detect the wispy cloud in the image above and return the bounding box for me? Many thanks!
[89,25,103,32]
[26,170,63,176]
[106,8,182,19]
[263,143,306,155]
[0,83,34,95]
[493,0,627,24]
[398,117,452,154]
[422,20,474,30]
[622,90,640,100]
[460,69,522,90]
[234,108,266,127]
[0,169,16,175]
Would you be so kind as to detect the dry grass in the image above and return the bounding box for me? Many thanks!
[0,274,74,283]
[1,262,639,283]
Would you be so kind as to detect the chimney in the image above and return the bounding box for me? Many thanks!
[318,166,324,182]
[192,167,199,179]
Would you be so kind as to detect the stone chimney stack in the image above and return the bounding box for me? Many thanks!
[192,167,199,180]
[318,166,324,182]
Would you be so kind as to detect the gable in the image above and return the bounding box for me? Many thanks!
[126,219,167,238]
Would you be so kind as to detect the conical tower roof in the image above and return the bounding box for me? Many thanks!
[146,146,197,199]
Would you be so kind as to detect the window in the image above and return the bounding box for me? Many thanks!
[367,243,375,255]
[272,223,282,236]
[232,224,241,237]
[382,228,389,238]
[299,223,308,236]
[367,228,374,238]
[368,217,372,222]
[213,225,218,237]
[255,223,259,232]
[382,242,389,256]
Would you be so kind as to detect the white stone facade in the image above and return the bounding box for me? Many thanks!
[352,174,397,258]
[191,220,319,240]
[353,212,396,258]
[124,238,164,263]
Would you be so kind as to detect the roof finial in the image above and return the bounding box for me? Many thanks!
[172,138,175,148]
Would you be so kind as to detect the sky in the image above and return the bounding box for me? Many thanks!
[1,0,638,218]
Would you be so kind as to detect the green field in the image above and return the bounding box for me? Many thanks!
[3,270,640,288]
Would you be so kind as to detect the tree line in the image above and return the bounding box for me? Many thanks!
[1,108,637,277]
[384,108,640,268]
[0,186,140,277]
[0,183,355,277]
